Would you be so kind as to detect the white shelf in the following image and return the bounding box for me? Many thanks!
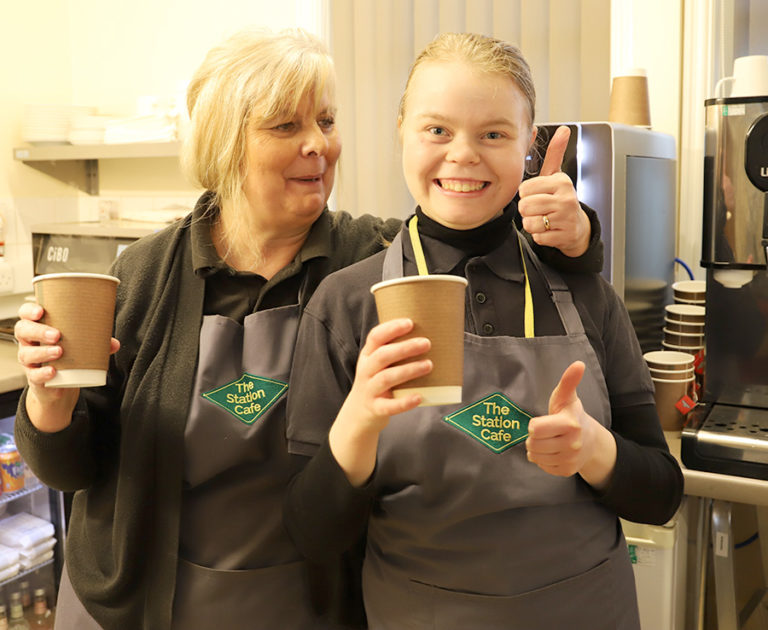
[0,558,54,589]
[12,141,181,195]
[13,141,180,162]
[0,481,44,507]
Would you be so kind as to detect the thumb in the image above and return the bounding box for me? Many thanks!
[549,360,585,414]
[539,125,571,177]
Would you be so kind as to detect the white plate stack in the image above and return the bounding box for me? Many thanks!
[68,114,116,145]
[22,104,97,145]
[0,512,56,570]
[103,113,177,144]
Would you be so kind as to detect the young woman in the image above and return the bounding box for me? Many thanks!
[285,32,683,629]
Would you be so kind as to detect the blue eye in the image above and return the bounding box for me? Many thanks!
[485,131,503,139]
[273,122,295,132]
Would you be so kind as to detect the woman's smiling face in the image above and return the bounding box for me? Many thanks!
[242,91,341,232]
[399,60,536,230]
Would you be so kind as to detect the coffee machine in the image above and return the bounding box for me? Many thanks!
[681,89,768,479]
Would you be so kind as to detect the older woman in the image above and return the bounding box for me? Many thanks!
[13,29,601,630]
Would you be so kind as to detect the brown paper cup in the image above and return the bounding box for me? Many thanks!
[609,72,651,127]
[648,366,695,380]
[371,275,467,406]
[663,328,705,348]
[665,304,705,324]
[652,377,695,432]
[664,318,705,334]
[672,280,705,303]
[643,350,696,370]
[33,273,120,388]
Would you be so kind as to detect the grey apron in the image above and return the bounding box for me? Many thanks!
[361,232,640,630]
[53,282,325,630]
[53,564,102,629]
[170,278,325,629]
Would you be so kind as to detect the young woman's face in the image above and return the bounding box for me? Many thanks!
[399,60,535,230]
[242,92,341,232]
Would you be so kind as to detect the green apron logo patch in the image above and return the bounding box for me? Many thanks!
[202,373,288,425]
[443,393,531,453]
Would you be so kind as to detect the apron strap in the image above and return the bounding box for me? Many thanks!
[408,216,430,275]
[382,231,406,281]
[381,222,581,337]
[516,234,535,338]
[518,236,585,336]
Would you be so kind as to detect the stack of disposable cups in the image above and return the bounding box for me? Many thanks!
[671,280,705,306]
[644,350,697,432]
[665,282,706,395]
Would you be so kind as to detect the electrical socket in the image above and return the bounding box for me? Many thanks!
[0,259,14,294]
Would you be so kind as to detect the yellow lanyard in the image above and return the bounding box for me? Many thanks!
[407,216,534,338]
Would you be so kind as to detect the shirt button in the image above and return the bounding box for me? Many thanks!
[475,292,487,304]
[482,323,495,335]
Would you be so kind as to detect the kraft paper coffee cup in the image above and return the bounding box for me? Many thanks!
[672,280,705,303]
[33,273,120,388]
[663,328,705,348]
[643,350,695,371]
[665,304,705,324]
[664,318,704,334]
[652,376,695,432]
[648,366,695,380]
[371,275,468,406]
[609,70,651,128]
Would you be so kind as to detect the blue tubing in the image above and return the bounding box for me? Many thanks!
[674,257,695,280]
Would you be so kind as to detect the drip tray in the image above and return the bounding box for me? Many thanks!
[681,403,768,480]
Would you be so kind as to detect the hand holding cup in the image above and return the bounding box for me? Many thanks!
[16,274,121,432]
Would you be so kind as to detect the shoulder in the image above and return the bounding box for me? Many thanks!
[325,211,402,265]
[110,214,193,311]
[560,271,621,316]
[308,250,386,312]
[304,250,386,345]
[112,214,190,278]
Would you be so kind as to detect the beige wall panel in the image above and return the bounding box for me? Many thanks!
[580,0,611,121]
[520,0,550,122]
[548,0,581,123]
[493,0,522,47]
[465,0,494,35]
[438,0,466,32]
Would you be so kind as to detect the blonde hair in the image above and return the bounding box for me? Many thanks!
[181,28,336,213]
[398,32,535,127]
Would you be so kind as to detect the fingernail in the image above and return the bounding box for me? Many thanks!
[44,331,58,343]
[48,347,61,359]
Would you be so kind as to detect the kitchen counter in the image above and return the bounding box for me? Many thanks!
[0,341,25,394]
[666,431,768,505]
[33,218,169,240]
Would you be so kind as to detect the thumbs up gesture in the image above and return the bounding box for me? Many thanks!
[518,125,590,257]
[525,361,617,489]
